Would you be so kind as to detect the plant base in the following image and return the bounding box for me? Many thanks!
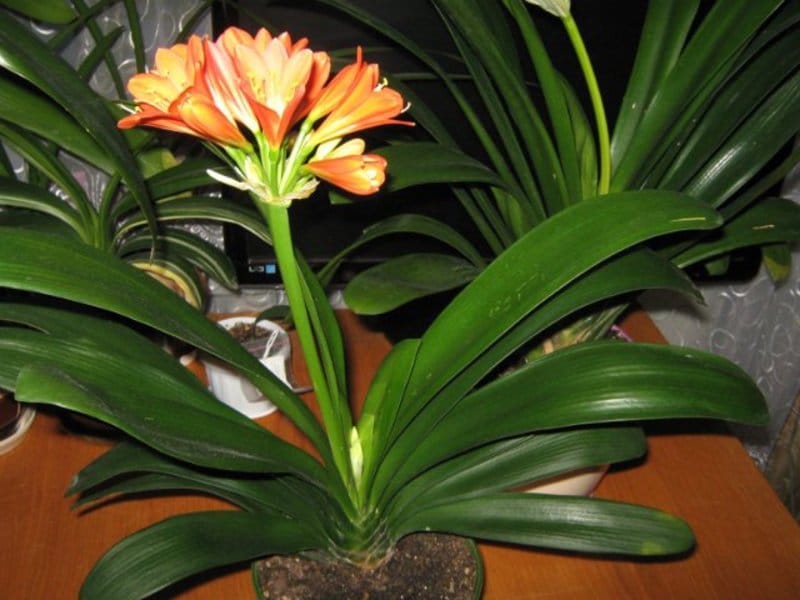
[252,533,482,599]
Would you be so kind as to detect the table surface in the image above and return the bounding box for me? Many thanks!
[1,310,799,599]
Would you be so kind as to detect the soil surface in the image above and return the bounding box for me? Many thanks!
[253,533,479,599]
[227,321,270,342]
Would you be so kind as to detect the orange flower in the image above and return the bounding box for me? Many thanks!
[221,29,328,147]
[308,49,412,147]
[202,36,261,135]
[305,139,388,195]
[118,35,250,149]
[119,27,412,203]
[306,48,367,124]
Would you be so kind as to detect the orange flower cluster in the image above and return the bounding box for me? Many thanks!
[118,27,411,201]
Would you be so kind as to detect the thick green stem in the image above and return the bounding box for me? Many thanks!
[563,14,610,196]
[260,202,354,494]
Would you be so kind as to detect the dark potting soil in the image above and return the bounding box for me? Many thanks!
[253,533,479,599]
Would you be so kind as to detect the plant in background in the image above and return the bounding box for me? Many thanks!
[0,22,774,598]
[308,0,800,326]
[0,0,259,307]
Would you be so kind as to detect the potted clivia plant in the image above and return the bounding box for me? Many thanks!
[310,0,800,329]
[0,21,772,600]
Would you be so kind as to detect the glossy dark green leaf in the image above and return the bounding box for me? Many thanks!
[357,338,420,490]
[0,304,210,391]
[762,243,792,283]
[505,0,582,205]
[118,228,239,291]
[2,329,324,480]
[401,191,721,421]
[368,249,701,501]
[394,251,695,442]
[374,142,507,193]
[0,178,84,234]
[0,207,78,237]
[658,28,800,192]
[77,26,124,81]
[0,0,75,24]
[612,0,783,190]
[674,197,800,268]
[323,214,485,289]
[0,12,154,235]
[387,426,646,525]
[559,75,598,202]
[0,229,326,453]
[113,158,222,219]
[684,72,800,207]
[343,253,482,315]
[390,341,766,490]
[435,0,568,212]
[80,511,323,600]
[430,15,544,219]
[70,442,337,527]
[396,493,694,557]
[115,196,273,246]
[611,0,700,166]
[0,124,92,221]
[0,75,111,172]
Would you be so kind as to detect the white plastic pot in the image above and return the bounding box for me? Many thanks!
[203,316,291,419]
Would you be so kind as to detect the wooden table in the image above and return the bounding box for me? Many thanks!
[1,311,799,599]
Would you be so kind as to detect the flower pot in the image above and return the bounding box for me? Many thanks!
[202,316,291,418]
[525,465,609,496]
[0,390,35,455]
[251,534,483,599]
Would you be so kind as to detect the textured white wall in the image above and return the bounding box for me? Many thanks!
[643,161,800,469]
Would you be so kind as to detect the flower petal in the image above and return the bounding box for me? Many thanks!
[173,90,251,148]
[305,153,388,195]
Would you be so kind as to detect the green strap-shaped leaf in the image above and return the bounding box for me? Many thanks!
[0,12,155,237]
[386,426,646,527]
[0,123,95,233]
[658,27,800,192]
[0,229,327,455]
[684,71,800,208]
[80,511,323,600]
[357,338,420,494]
[374,142,507,193]
[0,328,324,480]
[0,207,78,236]
[118,228,239,291]
[0,303,210,392]
[70,442,339,530]
[402,191,721,421]
[435,0,568,213]
[395,493,694,557]
[76,26,124,82]
[344,253,482,315]
[387,341,766,495]
[675,197,800,268]
[112,158,223,219]
[612,0,783,190]
[367,249,699,503]
[114,196,273,246]
[0,75,111,172]
[0,177,84,235]
[321,213,485,289]
[0,0,75,24]
[504,0,582,205]
[610,0,700,166]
